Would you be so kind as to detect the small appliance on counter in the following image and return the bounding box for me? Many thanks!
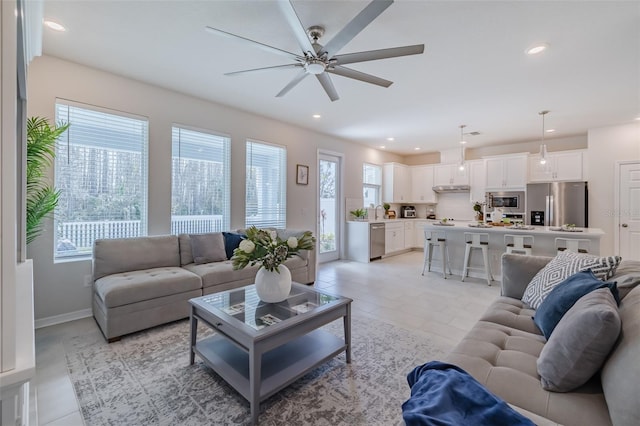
[426,207,436,220]
[400,205,417,218]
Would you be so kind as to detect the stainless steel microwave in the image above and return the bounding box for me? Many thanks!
[486,191,525,211]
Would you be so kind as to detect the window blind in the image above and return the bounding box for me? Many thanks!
[171,126,231,234]
[363,163,382,207]
[54,102,148,259]
[246,140,286,228]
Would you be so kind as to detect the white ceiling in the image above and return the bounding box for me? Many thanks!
[41,0,640,155]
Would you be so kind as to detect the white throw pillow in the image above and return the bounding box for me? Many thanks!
[522,251,621,309]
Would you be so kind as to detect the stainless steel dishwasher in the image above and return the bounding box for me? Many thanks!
[369,223,385,261]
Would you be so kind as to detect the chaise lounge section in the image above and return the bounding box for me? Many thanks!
[92,230,316,342]
[445,253,640,426]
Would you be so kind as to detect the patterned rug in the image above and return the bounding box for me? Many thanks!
[65,316,448,425]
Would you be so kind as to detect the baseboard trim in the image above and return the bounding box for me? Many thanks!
[35,308,93,329]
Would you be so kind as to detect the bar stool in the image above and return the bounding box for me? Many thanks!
[462,232,493,286]
[422,230,452,279]
[504,234,534,255]
[555,237,590,254]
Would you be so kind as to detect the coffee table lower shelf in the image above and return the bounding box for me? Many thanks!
[193,329,346,402]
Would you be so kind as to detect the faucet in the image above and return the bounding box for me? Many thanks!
[374,205,383,220]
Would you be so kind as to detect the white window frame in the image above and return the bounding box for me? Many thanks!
[54,100,149,260]
[363,162,382,208]
[171,125,231,234]
[245,139,287,228]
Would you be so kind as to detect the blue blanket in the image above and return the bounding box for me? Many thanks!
[402,361,535,426]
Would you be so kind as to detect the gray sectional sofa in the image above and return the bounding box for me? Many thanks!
[92,230,316,342]
[445,253,640,426]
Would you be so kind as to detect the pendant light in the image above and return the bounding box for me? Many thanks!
[538,110,549,165]
[458,124,466,171]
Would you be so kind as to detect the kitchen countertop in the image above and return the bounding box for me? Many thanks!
[424,221,604,236]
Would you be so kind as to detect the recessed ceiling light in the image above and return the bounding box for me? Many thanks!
[460,140,467,145]
[414,147,421,151]
[380,145,386,149]
[635,116,640,121]
[312,114,321,119]
[526,43,549,55]
[386,137,395,141]
[44,20,66,32]
[545,128,556,133]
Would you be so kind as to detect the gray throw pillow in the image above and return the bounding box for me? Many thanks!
[537,288,621,392]
[190,233,227,264]
[522,251,621,309]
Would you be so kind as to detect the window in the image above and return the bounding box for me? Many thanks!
[171,126,230,234]
[363,163,382,207]
[54,101,148,259]
[246,140,286,228]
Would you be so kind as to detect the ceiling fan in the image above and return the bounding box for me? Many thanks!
[205,0,424,101]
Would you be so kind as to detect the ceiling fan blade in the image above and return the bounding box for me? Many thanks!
[276,70,309,97]
[333,44,425,65]
[316,73,340,102]
[205,26,302,60]
[277,0,316,55]
[322,0,394,57]
[327,66,392,88]
[225,64,302,76]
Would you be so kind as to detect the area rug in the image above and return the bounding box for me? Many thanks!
[65,317,448,425]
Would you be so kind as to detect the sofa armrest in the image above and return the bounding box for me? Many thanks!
[501,253,552,299]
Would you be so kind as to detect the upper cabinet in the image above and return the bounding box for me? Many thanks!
[383,163,411,203]
[485,155,527,190]
[434,163,469,186]
[410,165,437,203]
[528,150,586,182]
[468,160,486,203]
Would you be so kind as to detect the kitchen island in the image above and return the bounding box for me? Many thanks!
[422,221,604,280]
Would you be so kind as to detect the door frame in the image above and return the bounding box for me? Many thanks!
[317,149,345,263]
[613,160,640,256]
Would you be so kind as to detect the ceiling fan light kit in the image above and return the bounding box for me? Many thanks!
[205,0,424,101]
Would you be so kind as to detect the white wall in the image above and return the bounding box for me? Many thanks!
[27,55,402,322]
[587,122,640,255]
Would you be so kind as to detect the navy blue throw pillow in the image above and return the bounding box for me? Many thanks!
[222,232,246,260]
[533,270,619,339]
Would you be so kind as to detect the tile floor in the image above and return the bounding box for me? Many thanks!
[32,251,500,425]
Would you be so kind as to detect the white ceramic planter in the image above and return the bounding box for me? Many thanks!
[254,264,292,303]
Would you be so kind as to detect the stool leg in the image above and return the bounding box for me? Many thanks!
[421,242,429,276]
[445,245,452,276]
[461,244,471,282]
[482,246,492,286]
[427,243,434,272]
[439,243,446,279]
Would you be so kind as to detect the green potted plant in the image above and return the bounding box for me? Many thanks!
[26,117,69,244]
[473,201,485,222]
[349,208,367,221]
[383,203,390,218]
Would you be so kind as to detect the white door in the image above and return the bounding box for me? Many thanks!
[318,153,342,263]
[618,162,640,260]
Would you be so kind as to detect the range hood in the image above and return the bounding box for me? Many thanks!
[432,185,471,193]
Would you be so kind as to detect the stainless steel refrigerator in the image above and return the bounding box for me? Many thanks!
[526,182,588,227]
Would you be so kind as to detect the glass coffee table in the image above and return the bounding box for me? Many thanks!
[189,282,352,425]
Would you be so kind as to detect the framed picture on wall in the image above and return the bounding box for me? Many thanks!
[296,164,309,185]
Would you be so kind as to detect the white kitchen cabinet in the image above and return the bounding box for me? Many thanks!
[485,155,527,190]
[468,160,486,203]
[385,222,405,254]
[433,164,469,186]
[410,165,437,203]
[413,220,428,248]
[528,150,585,182]
[383,163,411,203]
[404,221,415,248]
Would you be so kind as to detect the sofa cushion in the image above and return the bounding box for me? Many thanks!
[222,232,245,260]
[93,235,180,280]
[94,267,202,308]
[537,288,621,392]
[478,297,541,335]
[601,285,640,426]
[533,270,619,339]
[522,251,621,309]
[190,233,226,264]
[609,259,640,299]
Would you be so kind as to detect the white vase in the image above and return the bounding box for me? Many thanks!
[254,264,292,303]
